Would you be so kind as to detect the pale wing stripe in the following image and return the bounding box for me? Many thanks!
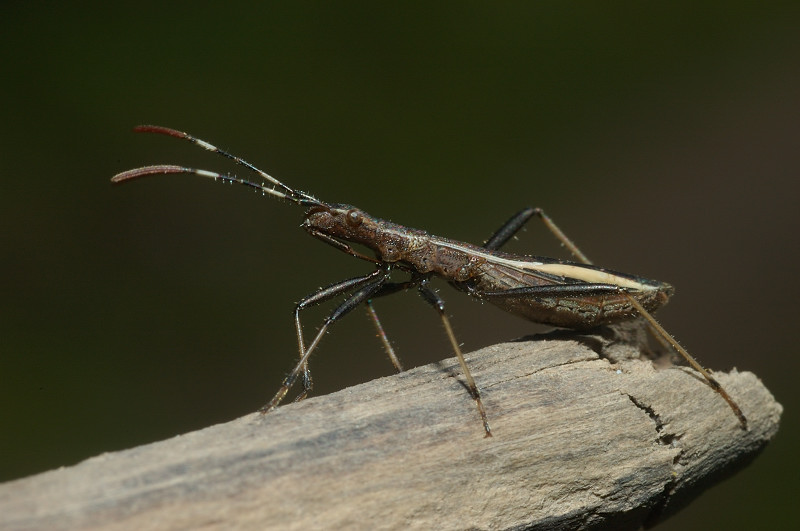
[435,241,653,291]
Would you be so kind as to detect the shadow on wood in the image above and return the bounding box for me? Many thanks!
[0,327,782,530]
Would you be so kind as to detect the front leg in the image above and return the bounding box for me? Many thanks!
[262,267,391,409]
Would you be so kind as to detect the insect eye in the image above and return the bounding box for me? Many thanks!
[346,209,362,227]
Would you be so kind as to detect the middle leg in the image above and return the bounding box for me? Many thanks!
[417,280,492,437]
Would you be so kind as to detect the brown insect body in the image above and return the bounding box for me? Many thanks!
[303,203,484,280]
[465,253,673,329]
[303,203,673,329]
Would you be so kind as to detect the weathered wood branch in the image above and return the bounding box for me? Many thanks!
[0,327,781,531]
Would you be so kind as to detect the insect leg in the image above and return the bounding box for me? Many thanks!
[362,278,435,372]
[417,281,492,437]
[365,301,404,372]
[517,214,744,427]
[484,207,591,264]
[483,284,748,429]
[496,213,692,389]
[623,293,748,429]
[260,268,390,412]
[483,207,538,250]
[483,211,704,386]
[482,283,621,298]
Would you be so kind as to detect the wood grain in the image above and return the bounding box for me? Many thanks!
[0,327,782,530]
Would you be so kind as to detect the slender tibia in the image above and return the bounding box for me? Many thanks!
[418,282,492,437]
[623,293,747,429]
[366,301,404,372]
[292,306,312,402]
[533,208,592,265]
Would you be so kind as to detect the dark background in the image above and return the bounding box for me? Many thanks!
[1,3,797,529]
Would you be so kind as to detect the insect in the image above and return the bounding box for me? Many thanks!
[112,125,747,436]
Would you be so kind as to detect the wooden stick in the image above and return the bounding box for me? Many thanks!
[0,328,782,530]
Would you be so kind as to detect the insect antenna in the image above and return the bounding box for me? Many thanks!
[111,164,309,203]
[110,125,322,207]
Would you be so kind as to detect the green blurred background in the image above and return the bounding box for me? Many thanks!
[1,2,797,529]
